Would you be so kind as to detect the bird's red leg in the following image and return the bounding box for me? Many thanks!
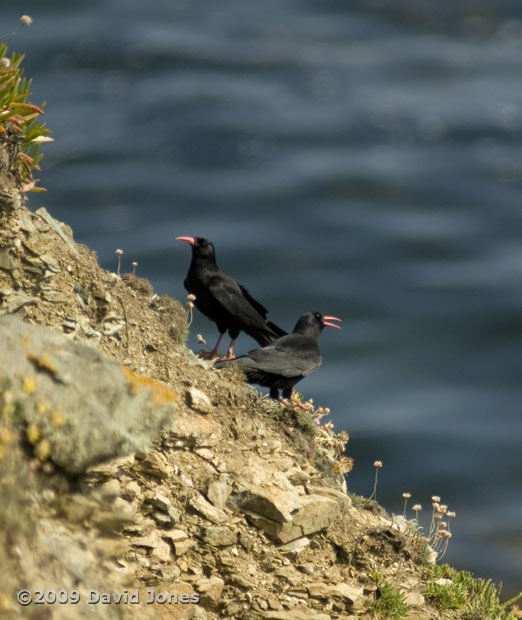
[200,333,223,359]
[226,339,237,360]
[278,397,308,410]
[290,395,310,410]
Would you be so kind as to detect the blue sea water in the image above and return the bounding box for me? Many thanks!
[3,0,522,595]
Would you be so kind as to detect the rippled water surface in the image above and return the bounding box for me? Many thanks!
[4,0,522,594]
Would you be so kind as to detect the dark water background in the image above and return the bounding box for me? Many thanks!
[4,0,522,596]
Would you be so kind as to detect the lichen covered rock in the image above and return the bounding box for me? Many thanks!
[0,314,176,472]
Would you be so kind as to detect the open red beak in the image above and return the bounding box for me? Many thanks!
[323,315,342,329]
[176,236,195,246]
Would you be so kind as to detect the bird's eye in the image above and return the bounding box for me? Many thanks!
[315,312,322,321]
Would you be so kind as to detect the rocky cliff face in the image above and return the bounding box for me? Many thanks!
[0,142,514,620]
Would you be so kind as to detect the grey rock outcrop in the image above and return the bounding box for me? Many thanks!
[0,314,176,472]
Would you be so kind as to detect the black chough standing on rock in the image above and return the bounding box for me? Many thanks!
[176,236,286,358]
[214,312,341,403]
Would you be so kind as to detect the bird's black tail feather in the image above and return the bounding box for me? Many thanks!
[248,321,287,347]
[267,321,287,338]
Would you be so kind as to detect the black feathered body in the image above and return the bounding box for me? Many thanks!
[215,312,326,399]
[182,238,285,346]
[228,333,322,399]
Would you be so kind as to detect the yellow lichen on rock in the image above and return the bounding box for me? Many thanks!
[34,438,51,461]
[26,351,59,377]
[122,366,177,405]
[26,423,40,443]
[22,376,36,394]
[50,408,65,427]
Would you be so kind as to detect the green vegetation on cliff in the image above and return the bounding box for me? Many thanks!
[0,40,51,191]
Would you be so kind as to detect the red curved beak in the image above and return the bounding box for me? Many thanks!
[323,315,342,329]
[176,236,195,246]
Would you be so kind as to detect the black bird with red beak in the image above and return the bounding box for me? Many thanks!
[176,236,286,357]
[214,312,341,401]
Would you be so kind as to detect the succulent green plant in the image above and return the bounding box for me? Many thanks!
[426,564,522,620]
[369,571,411,619]
[0,40,52,191]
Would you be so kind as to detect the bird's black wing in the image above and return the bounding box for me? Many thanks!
[238,284,268,318]
[238,336,321,378]
[209,274,271,329]
[239,285,287,338]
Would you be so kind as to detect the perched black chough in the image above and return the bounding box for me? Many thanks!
[177,236,285,357]
[214,312,341,400]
